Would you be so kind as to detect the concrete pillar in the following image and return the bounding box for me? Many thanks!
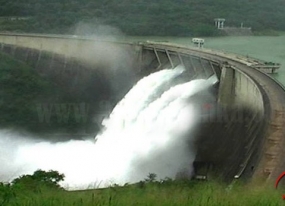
[218,66,235,106]
[36,50,42,69]
[11,45,16,57]
[24,49,29,62]
[63,55,68,69]
[49,53,55,69]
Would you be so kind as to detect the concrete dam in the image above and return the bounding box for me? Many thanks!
[0,33,285,184]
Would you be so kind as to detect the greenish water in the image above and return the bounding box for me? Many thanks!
[204,36,285,85]
[126,35,285,85]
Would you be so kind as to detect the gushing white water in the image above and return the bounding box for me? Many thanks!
[0,66,213,190]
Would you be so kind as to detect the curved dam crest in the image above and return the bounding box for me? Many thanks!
[0,33,284,184]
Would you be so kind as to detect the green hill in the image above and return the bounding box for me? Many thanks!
[0,0,284,36]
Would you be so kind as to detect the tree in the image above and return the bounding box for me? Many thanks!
[12,170,65,192]
[145,173,157,182]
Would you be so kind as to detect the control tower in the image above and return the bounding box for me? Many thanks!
[214,18,225,29]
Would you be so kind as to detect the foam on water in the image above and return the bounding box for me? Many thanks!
[0,65,212,190]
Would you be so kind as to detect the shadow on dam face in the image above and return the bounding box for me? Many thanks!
[192,105,266,182]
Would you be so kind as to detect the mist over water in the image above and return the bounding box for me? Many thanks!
[0,66,213,190]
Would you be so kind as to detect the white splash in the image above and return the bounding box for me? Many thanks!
[0,65,213,190]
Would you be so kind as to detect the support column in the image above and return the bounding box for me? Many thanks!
[49,53,55,69]
[11,45,16,57]
[221,21,224,29]
[36,50,42,69]
[218,65,235,106]
[63,55,68,69]
[134,45,143,72]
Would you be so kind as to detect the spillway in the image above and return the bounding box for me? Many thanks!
[0,65,218,189]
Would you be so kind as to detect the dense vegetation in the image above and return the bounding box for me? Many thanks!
[0,170,283,205]
[0,0,284,36]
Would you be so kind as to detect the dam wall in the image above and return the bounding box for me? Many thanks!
[148,42,285,182]
[0,33,140,72]
[218,65,264,114]
[212,65,265,180]
[0,33,284,183]
[139,45,265,179]
[0,41,140,135]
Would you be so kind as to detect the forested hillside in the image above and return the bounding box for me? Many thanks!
[0,0,284,36]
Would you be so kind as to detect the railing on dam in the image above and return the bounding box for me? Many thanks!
[0,33,284,182]
[140,44,221,81]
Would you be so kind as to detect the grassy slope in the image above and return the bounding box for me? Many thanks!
[2,180,283,206]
